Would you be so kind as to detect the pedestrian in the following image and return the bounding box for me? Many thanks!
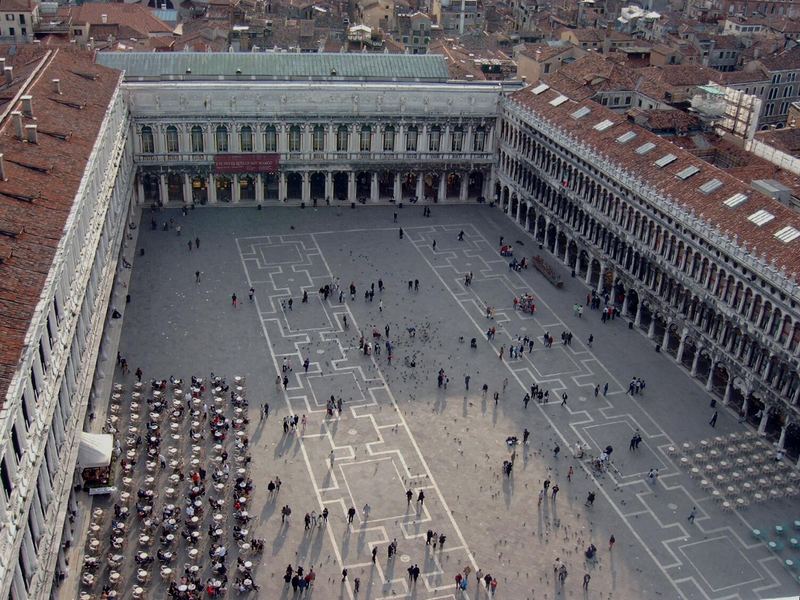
[603,382,609,395]
[195,270,201,283]
[195,237,200,249]
[347,506,356,524]
[609,534,615,550]
[379,299,383,312]
[551,484,559,500]
[709,410,718,428]
[432,239,437,250]
[417,490,425,507]
[465,375,470,390]
[135,367,142,382]
[188,240,192,251]
[372,547,377,563]
[585,491,595,506]
[406,489,413,505]
[399,228,404,239]
[523,428,530,444]
[354,577,360,594]
[231,292,238,307]
[561,392,568,407]
[687,506,697,524]
[583,573,591,589]
[567,465,573,481]
[588,334,593,347]
[553,443,560,458]
[248,287,255,301]
[341,568,348,582]
[393,212,397,223]
[594,384,599,397]
[329,450,335,468]
[538,489,544,506]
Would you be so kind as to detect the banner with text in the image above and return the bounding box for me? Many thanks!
[214,154,280,174]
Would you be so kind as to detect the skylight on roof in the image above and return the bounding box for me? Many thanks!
[774,226,800,243]
[676,166,700,180]
[549,95,568,106]
[594,119,614,131]
[616,131,637,144]
[532,83,550,95]
[654,154,677,168]
[723,193,747,207]
[635,142,655,155]
[748,209,775,226]
[699,178,722,194]
[571,106,591,119]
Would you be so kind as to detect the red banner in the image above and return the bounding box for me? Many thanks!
[214,154,280,174]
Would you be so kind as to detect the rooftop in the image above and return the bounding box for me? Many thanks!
[509,82,800,276]
[70,2,174,37]
[95,52,451,81]
[0,46,121,406]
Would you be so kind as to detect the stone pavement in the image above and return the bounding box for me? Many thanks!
[109,203,800,600]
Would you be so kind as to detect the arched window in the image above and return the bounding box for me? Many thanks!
[239,125,253,152]
[215,125,228,152]
[312,125,325,152]
[451,127,464,152]
[383,126,395,152]
[428,126,441,152]
[288,126,301,152]
[264,126,277,152]
[473,126,486,152]
[360,126,371,152]
[191,125,204,153]
[336,125,349,152]
[165,125,179,153]
[406,126,418,152]
[141,126,154,153]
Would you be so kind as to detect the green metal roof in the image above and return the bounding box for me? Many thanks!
[95,52,450,82]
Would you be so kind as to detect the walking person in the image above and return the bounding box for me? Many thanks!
[609,534,615,550]
[687,506,697,524]
[709,410,718,428]
[583,573,591,590]
[231,292,238,307]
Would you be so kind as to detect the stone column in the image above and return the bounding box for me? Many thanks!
[208,174,217,203]
[648,317,656,339]
[159,173,169,204]
[415,174,424,200]
[778,420,790,449]
[661,320,671,348]
[393,173,402,201]
[348,172,356,200]
[723,377,733,405]
[622,292,630,315]
[563,238,571,266]
[371,173,379,203]
[438,174,447,202]
[758,407,769,435]
[459,174,469,202]
[676,329,688,363]
[585,260,593,285]
[278,173,287,201]
[301,172,310,203]
[635,301,643,328]
[232,175,240,203]
[596,262,606,294]
[691,345,703,376]
[255,174,264,203]
[137,177,145,205]
[705,358,715,391]
[183,173,192,205]
[325,172,333,200]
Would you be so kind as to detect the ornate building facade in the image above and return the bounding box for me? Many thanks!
[496,83,800,458]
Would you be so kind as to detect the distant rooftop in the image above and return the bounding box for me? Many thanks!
[95,52,451,82]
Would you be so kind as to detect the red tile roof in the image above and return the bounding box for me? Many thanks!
[0,46,121,406]
[508,82,800,278]
[71,2,174,37]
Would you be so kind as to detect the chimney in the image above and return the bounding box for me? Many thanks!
[101,13,107,23]
[4,66,13,85]
[11,111,22,139]
[0,154,6,181]
[52,79,61,94]
[20,95,32,117]
[24,124,38,144]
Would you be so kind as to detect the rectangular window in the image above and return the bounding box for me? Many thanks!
[312,128,324,152]
[451,129,463,152]
[360,128,370,152]
[5,14,13,20]
[19,14,24,24]
[11,426,22,463]
[428,128,440,152]
[336,127,348,152]
[264,128,277,152]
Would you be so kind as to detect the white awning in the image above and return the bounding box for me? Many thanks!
[77,432,113,469]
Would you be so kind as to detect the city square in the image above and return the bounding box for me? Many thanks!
[75,203,800,600]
